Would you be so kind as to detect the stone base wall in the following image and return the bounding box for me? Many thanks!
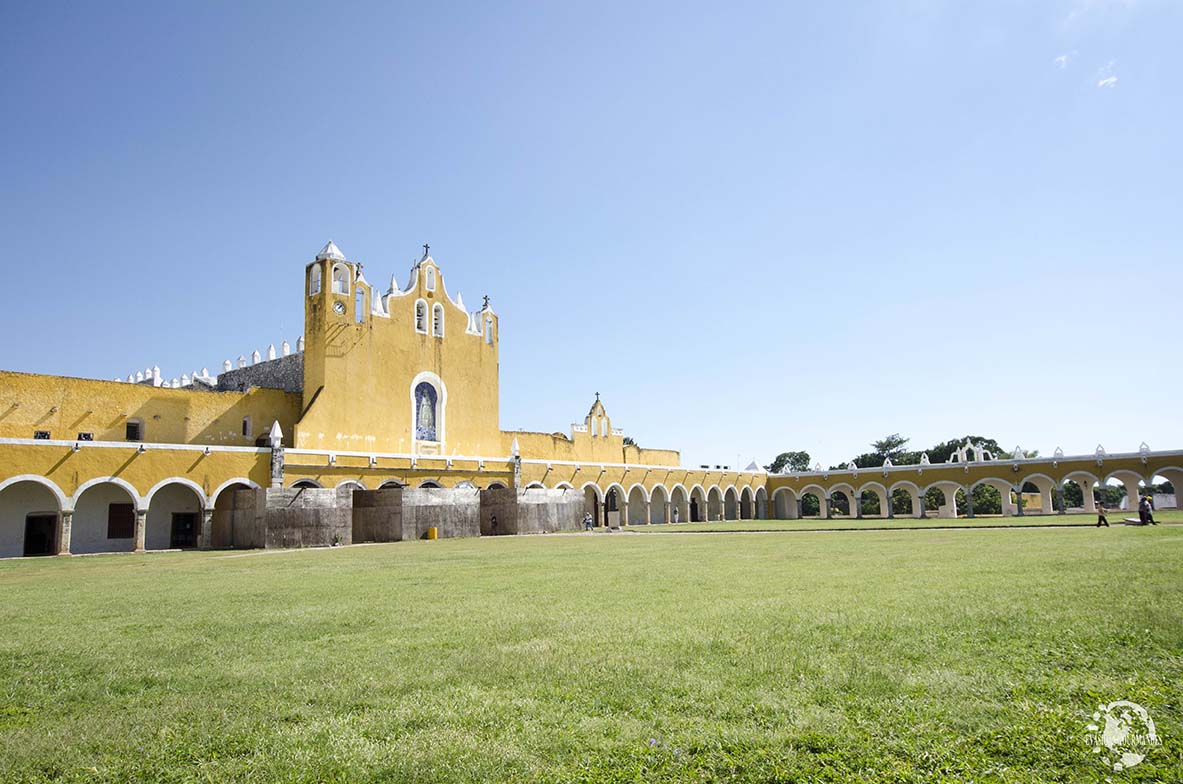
[479,487,583,535]
[401,487,481,540]
[352,489,404,542]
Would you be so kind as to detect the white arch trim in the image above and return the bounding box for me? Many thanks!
[72,476,142,510]
[210,477,262,504]
[410,370,447,450]
[290,479,324,489]
[336,479,368,490]
[669,483,688,499]
[626,483,650,503]
[525,482,546,489]
[0,474,69,511]
[649,483,669,500]
[580,481,604,500]
[487,481,509,490]
[689,484,706,499]
[888,480,922,495]
[970,477,1016,492]
[799,483,827,498]
[144,477,208,509]
[1016,473,1057,489]
[857,481,888,496]
[553,482,575,490]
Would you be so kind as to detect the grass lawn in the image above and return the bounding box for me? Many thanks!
[1,526,1181,782]
[624,509,1183,533]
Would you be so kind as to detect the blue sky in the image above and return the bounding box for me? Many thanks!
[1,1,1180,469]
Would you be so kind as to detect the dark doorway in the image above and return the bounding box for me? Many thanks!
[690,499,700,522]
[23,514,56,556]
[170,513,198,548]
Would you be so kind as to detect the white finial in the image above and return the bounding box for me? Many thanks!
[238,355,247,369]
[387,273,399,294]
[267,344,276,361]
[281,340,290,357]
[1096,444,1106,456]
[1013,445,1023,460]
[127,374,135,383]
[1139,441,1150,454]
[1053,446,1064,458]
[316,240,346,261]
[135,371,144,382]
[114,377,123,382]
[250,350,261,365]
[223,359,232,372]
[200,367,209,378]
[511,437,520,457]
[180,374,188,386]
[455,292,465,310]
[297,336,305,351]
[920,453,930,465]
[813,462,822,472]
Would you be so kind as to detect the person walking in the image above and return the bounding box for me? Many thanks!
[1137,497,1150,525]
[1145,496,1158,525]
[583,512,593,531]
[1096,499,1109,528]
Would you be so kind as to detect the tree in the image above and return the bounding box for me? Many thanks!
[871,434,911,461]
[765,451,811,474]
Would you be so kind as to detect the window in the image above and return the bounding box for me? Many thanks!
[432,303,444,337]
[309,264,322,296]
[415,382,438,441]
[125,419,143,441]
[241,416,252,437]
[485,317,494,345]
[107,503,135,539]
[332,264,349,295]
[355,290,366,323]
[415,300,428,333]
[77,432,94,441]
[425,266,436,291]
[33,430,50,440]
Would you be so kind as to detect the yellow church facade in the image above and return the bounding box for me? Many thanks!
[0,242,765,557]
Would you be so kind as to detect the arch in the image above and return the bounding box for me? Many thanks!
[418,481,443,489]
[210,477,262,505]
[827,483,856,518]
[669,484,689,524]
[71,478,141,555]
[0,477,64,558]
[649,484,669,524]
[414,299,428,333]
[581,482,602,524]
[487,481,509,490]
[331,263,350,295]
[378,479,407,490]
[425,265,436,291]
[856,481,888,518]
[723,486,738,521]
[432,302,444,337]
[739,486,754,519]
[71,476,141,511]
[290,479,323,489]
[410,371,446,447]
[754,486,767,519]
[524,481,546,490]
[335,479,367,491]
[923,480,963,519]
[689,484,707,522]
[772,487,798,519]
[145,481,205,550]
[553,482,575,490]
[707,486,724,522]
[309,264,322,296]
[604,483,626,526]
[626,484,648,525]
[144,477,207,508]
[0,474,68,511]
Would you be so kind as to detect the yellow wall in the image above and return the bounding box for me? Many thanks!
[0,370,300,447]
[297,254,502,456]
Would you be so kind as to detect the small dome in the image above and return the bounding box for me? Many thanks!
[316,240,346,261]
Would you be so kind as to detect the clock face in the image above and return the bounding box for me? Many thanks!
[333,301,346,315]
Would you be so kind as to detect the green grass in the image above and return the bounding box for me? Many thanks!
[624,509,1183,533]
[1,526,1181,782]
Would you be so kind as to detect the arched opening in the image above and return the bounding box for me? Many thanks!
[354,288,366,323]
[379,480,406,490]
[707,487,723,522]
[415,301,427,333]
[670,486,689,523]
[309,264,322,296]
[739,487,754,520]
[331,263,349,295]
[889,483,921,518]
[923,487,950,518]
[72,481,139,555]
[689,486,707,522]
[925,482,962,518]
[723,487,738,521]
[211,482,252,548]
[1017,474,1056,516]
[1060,473,1096,514]
[829,487,854,518]
[799,490,824,519]
[418,481,442,489]
[649,486,669,524]
[414,380,440,444]
[432,303,444,337]
[627,486,647,525]
[425,266,436,291]
[772,488,798,519]
[605,486,624,527]
[485,316,494,345]
[582,484,601,526]
[754,487,767,519]
[1150,469,1181,509]
[859,484,889,518]
[0,479,62,557]
[146,482,204,550]
[291,479,322,489]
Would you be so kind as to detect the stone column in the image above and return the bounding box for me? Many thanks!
[664,502,671,524]
[1039,487,1053,516]
[795,498,803,519]
[1016,492,1025,517]
[200,508,214,550]
[824,495,833,519]
[1081,480,1097,513]
[620,500,628,527]
[644,501,652,525]
[854,492,863,519]
[886,492,894,519]
[56,510,73,555]
[915,492,926,519]
[134,509,147,552]
[1121,478,1141,512]
[1056,486,1065,515]
[965,488,975,518]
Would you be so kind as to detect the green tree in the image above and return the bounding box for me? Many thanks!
[765,451,811,474]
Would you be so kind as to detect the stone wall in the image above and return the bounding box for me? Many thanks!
[401,487,481,539]
[217,353,304,394]
[352,489,404,542]
[262,487,353,548]
[479,487,582,535]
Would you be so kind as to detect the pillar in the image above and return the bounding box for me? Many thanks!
[664,501,671,524]
[795,498,803,519]
[1039,487,1053,516]
[134,509,147,552]
[1056,486,1065,515]
[824,495,833,519]
[915,492,925,519]
[200,508,214,550]
[854,492,863,519]
[1016,492,1024,517]
[644,501,652,525]
[56,510,73,555]
[886,491,894,519]
[1121,478,1141,512]
[620,501,629,526]
[965,488,974,518]
[1080,480,1097,513]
